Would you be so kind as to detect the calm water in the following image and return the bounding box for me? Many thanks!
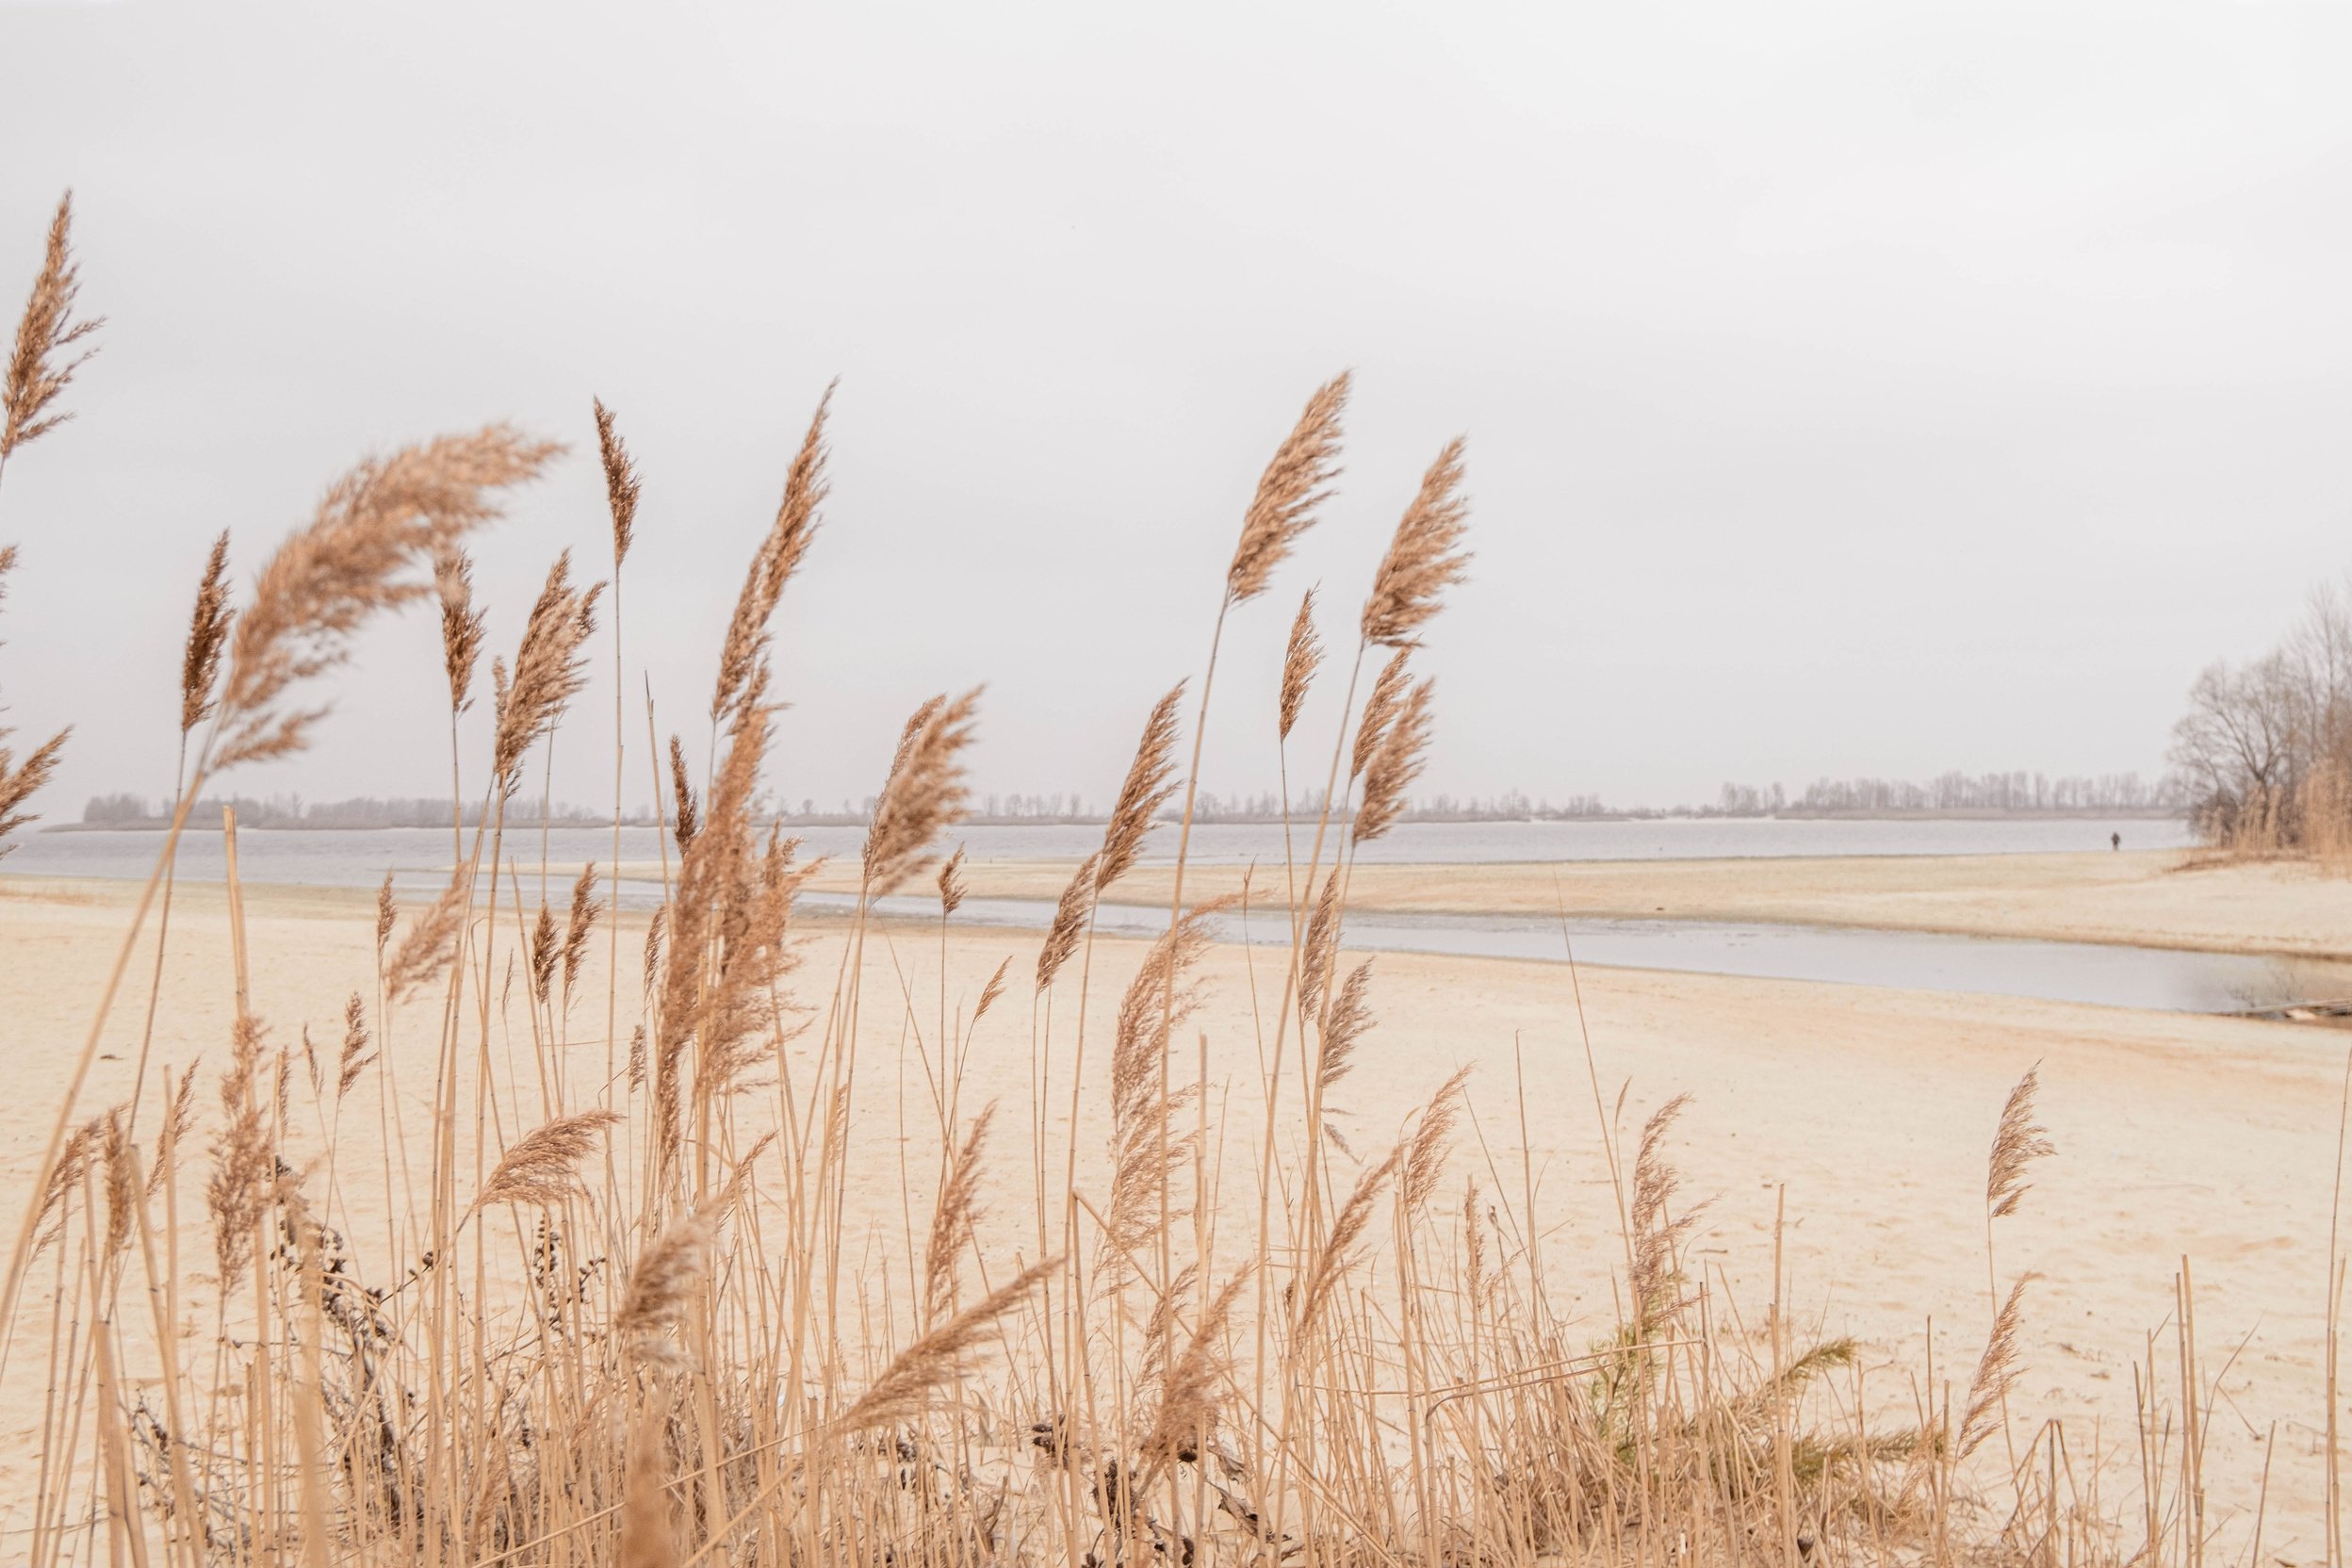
[2,814,2193,895]
[10,814,2275,1015]
[855,893,2346,1016]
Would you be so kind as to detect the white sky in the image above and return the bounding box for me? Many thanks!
[2,1,2348,815]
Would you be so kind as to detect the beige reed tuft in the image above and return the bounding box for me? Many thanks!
[1360,435,1471,648]
[212,426,559,769]
[1986,1062,2055,1219]
[1035,850,1099,993]
[1351,674,1434,844]
[334,992,372,1101]
[179,531,234,735]
[863,688,980,898]
[1349,648,1412,782]
[561,860,601,996]
[615,1202,720,1360]
[666,734,699,850]
[1096,681,1184,892]
[0,547,67,853]
[1955,1276,2034,1462]
[384,867,468,1008]
[433,547,485,715]
[593,396,643,565]
[1,191,102,467]
[834,1256,1059,1432]
[491,550,603,794]
[711,383,832,727]
[1227,371,1349,606]
[473,1110,623,1212]
[1279,587,1321,742]
[937,842,968,916]
[923,1102,995,1327]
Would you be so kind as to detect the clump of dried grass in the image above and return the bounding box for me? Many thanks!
[1351,674,1433,844]
[863,689,980,898]
[1035,851,1099,992]
[12,351,2205,1568]
[179,531,234,735]
[1227,372,1348,606]
[1097,682,1184,893]
[711,384,831,727]
[384,868,467,1008]
[491,551,603,794]
[433,546,485,714]
[213,426,559,769]
[1278,587,1320,743]
[0,546,66,854]
[1,191,102,467]
[1987,1063,2055,1220]
[666,734,698,849]
[594,397,642,566]
[1360,436,1471,648]
[474,1110,623,1212]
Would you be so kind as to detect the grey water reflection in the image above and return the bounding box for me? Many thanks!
[856,894,2351,1016]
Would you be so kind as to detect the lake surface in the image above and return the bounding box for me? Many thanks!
[8,814,2278,1016]
[854,893,2347,1016]
[4,814,2195,897]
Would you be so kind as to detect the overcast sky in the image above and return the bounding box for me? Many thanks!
[2,1,2348,817]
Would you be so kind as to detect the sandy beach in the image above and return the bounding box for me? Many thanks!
[590,846,2352,959]
[0,854,2344,1554]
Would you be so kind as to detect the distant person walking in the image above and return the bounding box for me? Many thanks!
[2112,831,2121,851]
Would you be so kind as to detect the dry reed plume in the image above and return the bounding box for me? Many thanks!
[0,253,2256,1567]
[862,688,980,897]
[594,396,642,565]
[433,546,484,714]
[1360,435,1471,648]
[711,384,831,727]
[213,426,560,769]
[0,546,67,854]
[1,191,101,468]
[1987,1062,2056,1220]
[491,550,603,794]
[179,531,234,734]
[1097,682,1184,892]
[474,1110,624,1212]
[1278,587,1320,742]
[1226,371,1349,606]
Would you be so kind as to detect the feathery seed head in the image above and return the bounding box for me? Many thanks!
[593,398,642,566]
[1227,371,1348,606]
[2,191,103,462]
[1279,587,1321,743]
[180,532,234,734]
[1360,435,1471,648]
[1096,682,1184,893]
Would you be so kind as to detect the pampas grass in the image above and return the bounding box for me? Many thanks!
[0,302,2257,1568]
[1226,372,1348,607]
[862,689,979,898]
[474,1110,624,1212]
[179,531,234,735]
[0,546,66,854]
[1360,435,1471,648]
[711,384,831,727]
[1096,682,1184,893]
[0,191,101,472]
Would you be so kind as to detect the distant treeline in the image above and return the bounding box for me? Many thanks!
[76,771,2183,832]
[77,793,647,830]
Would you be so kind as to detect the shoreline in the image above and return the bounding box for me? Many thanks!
[10,843,2337,962]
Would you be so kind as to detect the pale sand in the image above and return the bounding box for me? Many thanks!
[586,847,2352,957]
[0,865,2343,1554]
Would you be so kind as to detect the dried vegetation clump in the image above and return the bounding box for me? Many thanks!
[0,195,2272,1568]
